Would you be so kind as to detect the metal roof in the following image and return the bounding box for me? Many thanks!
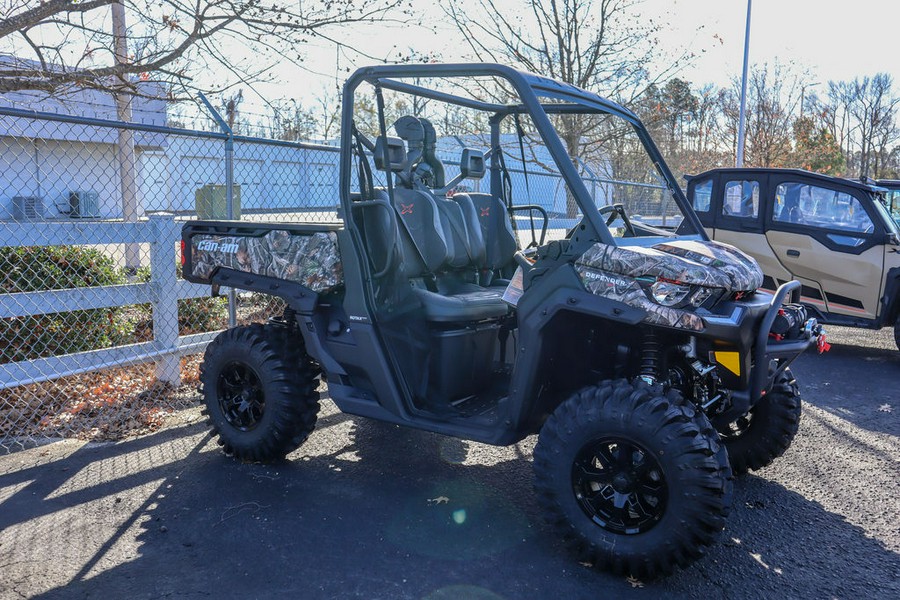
[687,167,885,193]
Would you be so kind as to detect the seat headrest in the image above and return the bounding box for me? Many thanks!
[394,116,425,168]
[420,118,445,189]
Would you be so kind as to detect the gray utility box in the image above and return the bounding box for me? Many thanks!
[68,190,101,218]
[195,184,241,220]
[12,196,44,220]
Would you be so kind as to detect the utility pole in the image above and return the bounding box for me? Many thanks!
[112,1,141,271]
[736,0,752,168]
[800,82,819,120]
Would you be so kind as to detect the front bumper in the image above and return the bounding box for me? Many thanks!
[723,281,824,419]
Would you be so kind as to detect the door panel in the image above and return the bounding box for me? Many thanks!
[766,230,882,319]
[713,229,793,292]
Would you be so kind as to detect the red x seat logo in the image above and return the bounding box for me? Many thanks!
[400,203,414,215]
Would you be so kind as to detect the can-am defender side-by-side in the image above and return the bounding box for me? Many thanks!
[181,64,826,577]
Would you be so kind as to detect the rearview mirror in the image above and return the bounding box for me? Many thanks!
[374,136,407,172]
[459,148,486,180]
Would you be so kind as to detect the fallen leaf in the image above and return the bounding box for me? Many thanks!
[878,404,892,413]
[427,496,450,505]
[626,576,644,588]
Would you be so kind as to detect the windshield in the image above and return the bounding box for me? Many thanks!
[873,191,900,234]
[881,189,900,226]
[347,68,699,246]
[533,101,688,238]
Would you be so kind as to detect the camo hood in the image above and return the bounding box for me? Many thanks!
[578,239,763,294]
[573,239,763,332]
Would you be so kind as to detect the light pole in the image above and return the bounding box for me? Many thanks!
[800,82,820,120]
[736,0,752,168]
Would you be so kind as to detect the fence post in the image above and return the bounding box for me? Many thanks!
[150,213,181,384]
[199,93,238,328]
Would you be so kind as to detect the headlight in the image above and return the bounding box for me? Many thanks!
[689,286,719,307]
[650,280,692,306]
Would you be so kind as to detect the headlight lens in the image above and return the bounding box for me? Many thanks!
[690,286,717,307]
[650,280,692,306]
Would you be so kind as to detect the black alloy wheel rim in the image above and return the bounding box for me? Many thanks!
[217,362,265,431]
[572,437,668,535]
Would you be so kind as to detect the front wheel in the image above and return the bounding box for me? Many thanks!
[715,368,801,475]
[533,379,732,578]
[200,323,320,463]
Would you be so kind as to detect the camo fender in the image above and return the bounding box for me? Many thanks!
[191,230,343,293]
[577,240,762,293]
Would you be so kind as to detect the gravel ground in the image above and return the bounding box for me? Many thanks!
[0,325,897,599]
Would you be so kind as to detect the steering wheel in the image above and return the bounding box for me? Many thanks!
[599,204,637,237]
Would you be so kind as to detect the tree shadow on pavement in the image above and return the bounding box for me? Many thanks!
[2,412,896,600]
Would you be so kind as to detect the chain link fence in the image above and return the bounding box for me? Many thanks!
[0,99,345,451]
[0,97,663,452]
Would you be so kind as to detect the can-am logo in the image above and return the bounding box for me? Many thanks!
[197,239,239,253]
[582,270,630,287]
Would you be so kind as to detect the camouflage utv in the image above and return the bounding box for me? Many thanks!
[182,64,826,578]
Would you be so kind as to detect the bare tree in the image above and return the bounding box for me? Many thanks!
[443,0,692,215]
[716,63,799,168]
[817,81,856,164]
[0,0,409,98]
[846,74,899,178]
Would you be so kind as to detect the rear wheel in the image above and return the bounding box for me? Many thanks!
[715,368,801,475]
[533,379,732,578]
[200,323,320,462]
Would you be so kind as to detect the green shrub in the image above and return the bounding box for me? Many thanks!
[1,246,132,364]
[134,261,227,335]
[178,296,228,334]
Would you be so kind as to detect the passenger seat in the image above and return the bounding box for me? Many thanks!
[453,192,518,283]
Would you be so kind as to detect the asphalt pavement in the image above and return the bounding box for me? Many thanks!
[0,325,898,599]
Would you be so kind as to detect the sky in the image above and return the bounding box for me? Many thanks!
[654,0,900,90]
[252,0,900,110]
[12,0,899,118]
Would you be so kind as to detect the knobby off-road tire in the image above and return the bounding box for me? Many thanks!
[533,379,732,578]
[715,368,801,475]
[200,323,320,463]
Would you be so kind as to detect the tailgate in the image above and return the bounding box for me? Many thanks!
[182,221,344,293]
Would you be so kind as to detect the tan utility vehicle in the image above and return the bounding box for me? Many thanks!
[686,168,900,351]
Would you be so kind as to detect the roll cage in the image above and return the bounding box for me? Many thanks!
[338,63,707,248]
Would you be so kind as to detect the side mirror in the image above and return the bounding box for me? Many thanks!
[886,232,900,246]
[459,148,486,180]
[374,136,407,172]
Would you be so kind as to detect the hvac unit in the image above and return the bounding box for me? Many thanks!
[12,196,44,221]
[195,184,241,219]
[68,190,101,219]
